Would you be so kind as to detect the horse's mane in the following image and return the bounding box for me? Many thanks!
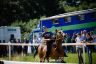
[56,32,63,41]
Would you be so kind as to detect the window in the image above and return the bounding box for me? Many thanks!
[64,17,71,23]
[52,19,59,24]
[3,40,5,43]
[10,34,15,41]
[77,14,84,21]
[91,12,96,18]
[8,29,16,31]
[0,40,1,43]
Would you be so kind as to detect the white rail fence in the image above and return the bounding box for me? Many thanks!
[0,42,96,64]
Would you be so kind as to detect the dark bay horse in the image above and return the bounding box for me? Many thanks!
[34,30,65,62]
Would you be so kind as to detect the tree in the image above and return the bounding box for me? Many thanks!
[0,0,64,26]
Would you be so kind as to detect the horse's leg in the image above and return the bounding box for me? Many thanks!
[60,57,65,63]
[40,58,43,62]
[60,49,65,63]
[38,45,41,62]
[39,55,43,62]
[38,45,46,62]
[39,51,43,62]
[40,53,45,62]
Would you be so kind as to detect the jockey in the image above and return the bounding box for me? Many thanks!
[42,26,53,61]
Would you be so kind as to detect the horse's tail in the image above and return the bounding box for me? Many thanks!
[33,45,39,58]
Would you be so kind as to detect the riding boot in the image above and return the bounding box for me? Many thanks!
[46,51,50,62]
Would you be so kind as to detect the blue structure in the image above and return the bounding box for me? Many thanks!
[30,8,96,41]
[40,8,96,35]
[29,8,96,54]
[29,28,41,43]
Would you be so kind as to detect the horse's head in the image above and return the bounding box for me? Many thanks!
[55,30,64,43]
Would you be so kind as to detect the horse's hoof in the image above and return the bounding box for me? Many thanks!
[46,60,49,63]
[40,61,42,62]
[61,60,66,63]
[65,55,68,57]
[64,54,68,57]
[56,59,61,63]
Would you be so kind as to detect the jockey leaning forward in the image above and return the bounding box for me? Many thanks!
[42,26,54,62]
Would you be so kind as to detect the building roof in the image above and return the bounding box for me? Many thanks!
[40,8,96,20]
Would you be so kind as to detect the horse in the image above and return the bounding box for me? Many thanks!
[34,30,65,62]
[49,30,64,62]
[38,43,47,62]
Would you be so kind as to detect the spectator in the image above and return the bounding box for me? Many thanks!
[23,38,29,55]
[86,32,93,64]
[75,33,83,64]
[81,30,87,42]
[90,31,96,39]
[2,40,7,56]
[65,33,71,52]
[17,39,22,55]
[10,38,17,55]
[93,35,96,51]
[71,33,77,43]
[71,33,77,53]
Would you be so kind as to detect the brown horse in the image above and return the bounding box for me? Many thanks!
[49,30,64,62]
[34,30,64,62]
[38,43,47,62]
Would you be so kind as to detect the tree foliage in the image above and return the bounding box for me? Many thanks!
[0,0,96,34]
[0,0,63,26]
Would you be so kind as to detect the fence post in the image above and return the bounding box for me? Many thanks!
[8,42,11,60]
[83,43,86,64]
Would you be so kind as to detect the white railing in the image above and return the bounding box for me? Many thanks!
[0,42,96,64]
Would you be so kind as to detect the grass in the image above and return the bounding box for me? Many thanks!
[64,52,96,64]
[0,52,96,64]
